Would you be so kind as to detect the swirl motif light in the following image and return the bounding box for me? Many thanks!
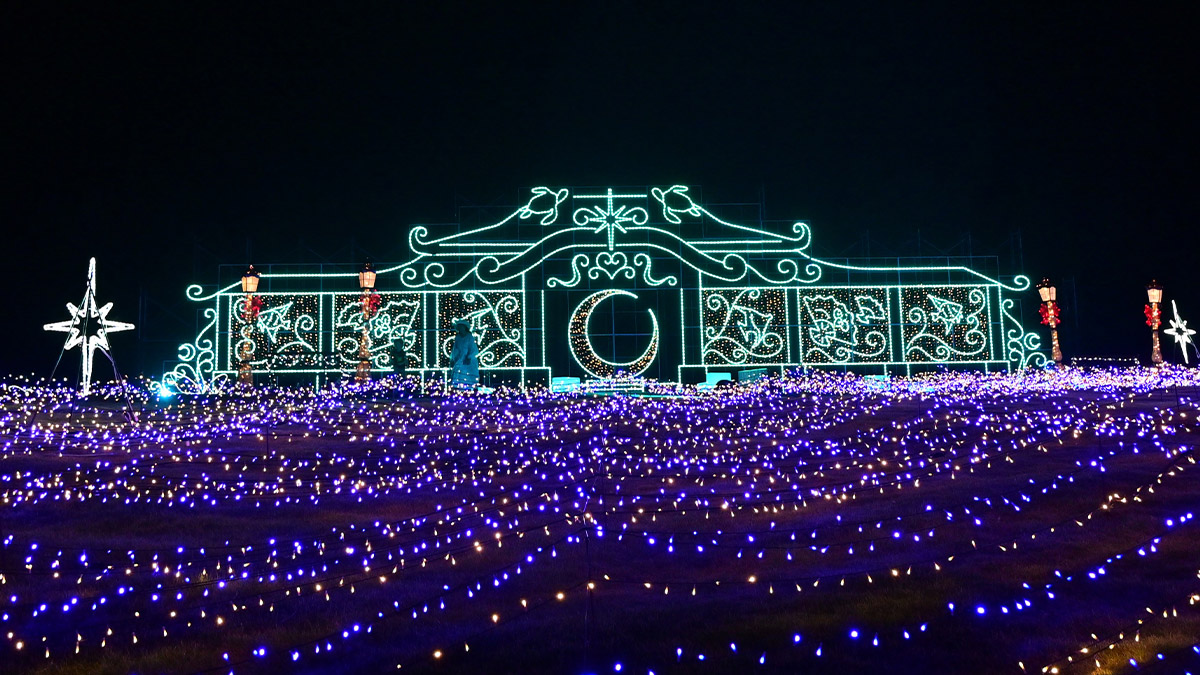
[158,185,1048,393]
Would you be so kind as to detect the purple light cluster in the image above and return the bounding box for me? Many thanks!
[1,368,1199,673]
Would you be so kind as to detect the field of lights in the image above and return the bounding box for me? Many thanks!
[2,369,1199,674]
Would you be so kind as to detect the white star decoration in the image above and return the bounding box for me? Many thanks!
[44,258,134,396]
[1165,300,1197,364]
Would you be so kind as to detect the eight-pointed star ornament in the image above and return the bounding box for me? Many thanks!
[1164,300,1197,364]
[44,258,134,396]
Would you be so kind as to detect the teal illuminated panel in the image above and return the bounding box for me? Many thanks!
[701,288,788,366]
[229,294,320,370]
[900,286,992,363]
[797,287,892,365]
[160,185,1047,394]
[333,292,423,370]
[436,291,526,369]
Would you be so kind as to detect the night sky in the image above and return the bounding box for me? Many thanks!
[7,2,1199,377]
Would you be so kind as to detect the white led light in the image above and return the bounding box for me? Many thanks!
[44,258,135,396]
[1164,300,1197,364]
[159,185,1047,393]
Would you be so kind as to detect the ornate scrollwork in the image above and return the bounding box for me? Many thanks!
[547,254,590,288]
[800,292,890,364]
[157,307,228,394]
[904,288,988,362]
[439,292,525,368]
[1001,297,1048,369]
[632,253,677,287]
[703,289,786,365]
[547,253,678,288]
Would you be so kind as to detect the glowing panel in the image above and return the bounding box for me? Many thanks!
[160,185,1047,393]
[230,294,320,370]
[333,292,423,371]
[702,288,787,366]
[798,287,892,365]
[437,292,525,369]
[900,286,991,363]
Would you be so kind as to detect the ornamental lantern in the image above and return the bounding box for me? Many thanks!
[1036,277,1063,367]
[1146,279,1164,365]
[1036,278,1056,303]
[1146,280,1163,305]
[241,265,260,294]
[358,262,377,290]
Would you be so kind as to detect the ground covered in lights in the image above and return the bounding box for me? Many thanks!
[2,370,1200,675]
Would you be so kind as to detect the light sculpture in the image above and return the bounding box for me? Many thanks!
[1164,300,1196,364]
[1145,280,1163,365]
[1036,277,1063,367]
[357,262,378,382]
[44,257,134,396]
[159,186,1048,394]
[238,265,261,386]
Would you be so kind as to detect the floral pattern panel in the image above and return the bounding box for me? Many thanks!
[230,295,320,369]
[334,292,423,370]
[798,288,892,364]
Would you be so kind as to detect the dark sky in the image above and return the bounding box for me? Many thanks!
[6,2,1199,376]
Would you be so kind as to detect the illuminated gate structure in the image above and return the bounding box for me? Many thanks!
[159,186,1047,393]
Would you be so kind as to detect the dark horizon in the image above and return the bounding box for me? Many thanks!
[7,3,1199,379]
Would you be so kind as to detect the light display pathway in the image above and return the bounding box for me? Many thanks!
[160,186,1047,394]
[3,369,1200,673]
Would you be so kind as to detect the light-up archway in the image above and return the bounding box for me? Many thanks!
[159,185,1047,393]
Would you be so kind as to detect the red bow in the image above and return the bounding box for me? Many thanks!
[1039,302,1060,326]
[243,295,264,322]
[363,292,382,319]
[1144,303,1161,328]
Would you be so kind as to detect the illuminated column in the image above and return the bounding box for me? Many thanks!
[1146,280,1163,365]
[239,266,260,387]
[356,262,378,382]
[1036,278,1063,367]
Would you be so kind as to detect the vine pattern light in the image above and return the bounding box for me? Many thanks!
[904,288,988,362]
[800,290,890,364]
[232,297,319,369]
[159,186,1047,392]
[334,293,422,370]
[438,292,525,369]
[703,289,786,365]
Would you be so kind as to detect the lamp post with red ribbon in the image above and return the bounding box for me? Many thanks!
[239,266,261,387]
[356,262,379,382]
[1146,280,1164,366]
[1036,278,1063,367]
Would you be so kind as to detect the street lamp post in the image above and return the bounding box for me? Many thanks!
[1036,277,1063,367]
[239,266,261,387]
[356,262,378,382]
[1146,280,1164,366]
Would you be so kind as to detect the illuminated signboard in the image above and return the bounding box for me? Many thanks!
[160,186,1046,393]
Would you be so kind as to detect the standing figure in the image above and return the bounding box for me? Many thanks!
[448,320,479,388]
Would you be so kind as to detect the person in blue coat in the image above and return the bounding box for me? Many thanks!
[448,320,479,388]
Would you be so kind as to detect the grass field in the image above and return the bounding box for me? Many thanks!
[2,368,1199,674]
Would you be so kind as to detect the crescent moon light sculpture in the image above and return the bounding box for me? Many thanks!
[568,289,659,378]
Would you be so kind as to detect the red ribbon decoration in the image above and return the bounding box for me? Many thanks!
[1039,302,1060,326]
[1144,303,1161,328]
[242,295,264,322]
[363,292,382,319]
